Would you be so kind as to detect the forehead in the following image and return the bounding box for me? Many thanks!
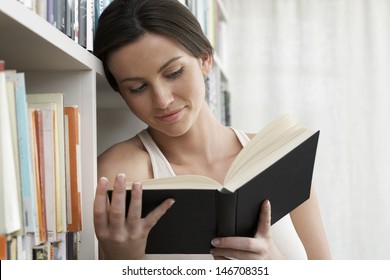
[107,33,192,74]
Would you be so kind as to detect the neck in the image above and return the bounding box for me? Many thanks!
[148,104,236,165]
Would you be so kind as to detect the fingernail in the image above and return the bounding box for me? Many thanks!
[99,177,108,187]
[211,238,220,246]
[133,181,141,191]
[169,199,175,206]
[117,173,125,184]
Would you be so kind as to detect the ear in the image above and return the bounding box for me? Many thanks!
[200,52,213,76]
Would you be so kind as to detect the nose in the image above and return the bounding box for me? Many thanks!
[152,83,174,109]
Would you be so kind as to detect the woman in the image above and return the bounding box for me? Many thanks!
[93,0,331,260]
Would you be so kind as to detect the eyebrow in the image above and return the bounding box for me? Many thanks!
[119,56,182,83]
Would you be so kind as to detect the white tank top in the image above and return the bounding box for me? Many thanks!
[138,128,307,260]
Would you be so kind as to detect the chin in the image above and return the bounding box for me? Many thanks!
[150,121,193,138]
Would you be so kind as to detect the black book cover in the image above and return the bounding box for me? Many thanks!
[108,131,319,254]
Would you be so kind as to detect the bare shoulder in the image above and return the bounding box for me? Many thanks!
[97,135,153,187]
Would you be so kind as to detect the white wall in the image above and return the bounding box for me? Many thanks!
[225,0,390,259]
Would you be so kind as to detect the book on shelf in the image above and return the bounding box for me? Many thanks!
[78,0,87,47]
[0,235,6,260]
[86,0,95,51]
[8,72,40,245]
[65,0,75,38]
[94,0,112,34]
[0,62,22,235]
[66,231,81,260]
[27,93,67,234]
[108,114,320,254]
[30,109,49,245]
[0,62,83,257]
[64,106,83,232]
[5,69,25,238]
[32,243,50,260]
[55,232,68,260]
[29,103,57,242]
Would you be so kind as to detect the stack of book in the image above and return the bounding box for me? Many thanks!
[17,0,114,52]
[0,60,83,260]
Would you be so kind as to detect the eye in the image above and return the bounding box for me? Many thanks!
[166,67,184,79]
[129,83,147,94]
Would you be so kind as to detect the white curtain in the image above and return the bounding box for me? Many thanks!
[225,0,390,259]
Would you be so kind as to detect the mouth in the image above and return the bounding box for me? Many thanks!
[156,107,186,123]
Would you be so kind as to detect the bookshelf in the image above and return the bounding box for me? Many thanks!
[188,0,230,125]
[0,0,230,259]
[0,0,102,259]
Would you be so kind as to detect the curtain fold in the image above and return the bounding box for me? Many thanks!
[226,0,390,259]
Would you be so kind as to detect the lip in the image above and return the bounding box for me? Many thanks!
[156,107,185,122]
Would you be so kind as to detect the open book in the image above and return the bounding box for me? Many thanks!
[108,114,320,254]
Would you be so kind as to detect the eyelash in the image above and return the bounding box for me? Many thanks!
[128,67,185,94]
[167,67,184,79]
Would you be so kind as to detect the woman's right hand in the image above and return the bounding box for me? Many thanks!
[93,173,175,259]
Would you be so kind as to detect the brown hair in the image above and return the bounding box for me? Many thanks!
[94,0,213,92]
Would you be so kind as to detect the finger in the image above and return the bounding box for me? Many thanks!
[211,236,264,252]
[143,198,175,231]
[93,177,109,235]
[127,182,143,220]
[109,173,127,229]
[255,200,272,238]
[211,247,260,260]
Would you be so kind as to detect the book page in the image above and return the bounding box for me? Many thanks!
[224,115,316,192]
[127,175,222,190]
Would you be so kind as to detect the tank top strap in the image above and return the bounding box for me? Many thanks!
[230,127,251,146]
[137,130,176,178]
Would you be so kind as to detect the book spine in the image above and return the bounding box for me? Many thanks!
[0,64,22,235]
[33,109,48,244]
[65,0,75,38]
[64,106,82,232]
[86,0,95,51]
[216,191,237,237]
[46,0,54,25]
[78,0,87,47]
[15,73,39,238]
[54,0,66,33]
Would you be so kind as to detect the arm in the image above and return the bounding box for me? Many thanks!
[289,188,331,259]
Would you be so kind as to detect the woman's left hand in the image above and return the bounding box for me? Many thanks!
[210,200,286,260]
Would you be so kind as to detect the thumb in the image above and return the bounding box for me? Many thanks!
[255,200,272,238]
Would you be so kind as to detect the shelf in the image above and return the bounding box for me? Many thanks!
[0,1,103,74]
[0,0,102,260]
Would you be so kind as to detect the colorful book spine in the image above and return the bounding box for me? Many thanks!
[64,106,83,232]
[0,62,22,235]
[13,73,40,244]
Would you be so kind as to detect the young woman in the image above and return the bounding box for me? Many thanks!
[93,0,331,260]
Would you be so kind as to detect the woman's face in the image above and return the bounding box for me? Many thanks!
[107,32,212,137]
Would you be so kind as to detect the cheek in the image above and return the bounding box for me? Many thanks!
[180,71,206,101]
[121,94,150,120]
